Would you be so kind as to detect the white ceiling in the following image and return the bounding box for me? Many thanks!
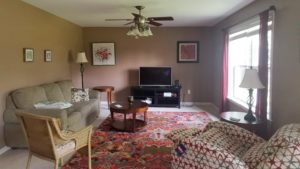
[22,0,254,27]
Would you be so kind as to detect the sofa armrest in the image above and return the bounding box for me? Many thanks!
[203,121,265,146]
[30,109,69,129]
[89,89,100,100]
[172,137,249,169]
[165,128,202,144]
[4,108,69,130]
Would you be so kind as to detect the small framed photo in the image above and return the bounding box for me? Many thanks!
[44,50,52,62]
[177,41,199,63]
[92,42,116,65]
[23,48,34,62]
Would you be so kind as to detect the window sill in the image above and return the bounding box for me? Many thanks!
[227,97,271,121]
[227,97,248,112]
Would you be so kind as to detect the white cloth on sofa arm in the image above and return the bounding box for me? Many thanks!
[34,101,72,109]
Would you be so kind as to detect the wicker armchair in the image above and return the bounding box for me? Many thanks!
[16,112,92,169]
[167,121,300,169]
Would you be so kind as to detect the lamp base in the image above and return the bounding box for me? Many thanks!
[244,112,256,122]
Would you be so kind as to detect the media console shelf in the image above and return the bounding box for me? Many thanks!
[131,86,181,108]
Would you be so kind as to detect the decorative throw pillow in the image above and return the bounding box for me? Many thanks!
[71,88,89,102]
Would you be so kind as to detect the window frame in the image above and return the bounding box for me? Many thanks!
[226,16,274,120]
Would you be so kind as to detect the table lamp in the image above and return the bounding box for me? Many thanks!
[76,52,88,90]
[239,68,264,122]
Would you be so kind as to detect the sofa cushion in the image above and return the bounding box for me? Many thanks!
[66,111,82,130]
[200,127,251,157]
[242,142,268,168]
[12,86,48,109]
[71,99,99,124]
[40,83,65,102]
[256,124,300,168]
[56,80,73,102]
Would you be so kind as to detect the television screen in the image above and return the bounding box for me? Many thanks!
[139,67,172,86]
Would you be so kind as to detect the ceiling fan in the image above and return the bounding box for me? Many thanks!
[105,6,174,27]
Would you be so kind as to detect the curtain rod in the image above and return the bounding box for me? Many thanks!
[222,5,276,31]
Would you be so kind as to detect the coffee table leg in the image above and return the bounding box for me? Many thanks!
[124,113,127,131]
[144,111,147,124]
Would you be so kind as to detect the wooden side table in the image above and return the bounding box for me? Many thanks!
[93,86,114,107]
[110,100,148,132]
[220,111,262,133]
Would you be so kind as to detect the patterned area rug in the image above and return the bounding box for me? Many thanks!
[63,111,212,169]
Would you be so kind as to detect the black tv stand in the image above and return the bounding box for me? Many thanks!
[131,86,181,108]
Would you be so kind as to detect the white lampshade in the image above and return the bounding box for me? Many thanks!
[76,52,88,63]
[239,69,265,89]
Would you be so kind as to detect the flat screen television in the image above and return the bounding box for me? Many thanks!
[139,67,172,86]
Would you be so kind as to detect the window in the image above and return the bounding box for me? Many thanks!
[227,16,273,118]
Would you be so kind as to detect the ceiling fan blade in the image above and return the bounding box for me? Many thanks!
[148,20,162,26]
[148,16,174,21]
[124,21,134,25]
[105,19,132,21]
[131,13,140,17]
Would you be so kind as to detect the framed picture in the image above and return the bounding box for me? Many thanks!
[23,48,34,62]
[92,42,116,65]
[177,41,199,63]
[44,50,52,62]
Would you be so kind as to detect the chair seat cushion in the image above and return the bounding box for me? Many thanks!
[56,140,76,157]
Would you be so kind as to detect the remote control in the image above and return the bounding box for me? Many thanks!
[229,117,240,122]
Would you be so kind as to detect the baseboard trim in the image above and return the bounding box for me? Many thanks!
[0,146,10,155]
[100,101,220,113]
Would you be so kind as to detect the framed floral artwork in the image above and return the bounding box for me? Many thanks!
[177,41,199,63]
[92,42,116,65]
[44,50,52,62]
[23,48,34,62]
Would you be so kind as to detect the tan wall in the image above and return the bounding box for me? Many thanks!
[212,0,300,132]
[0,0,83,148]
[74,27,214,103]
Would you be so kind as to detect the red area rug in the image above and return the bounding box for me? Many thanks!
[63,111,212,169]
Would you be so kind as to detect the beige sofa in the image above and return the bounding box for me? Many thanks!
[3,80,100,148]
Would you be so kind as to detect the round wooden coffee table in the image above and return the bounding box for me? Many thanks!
[110,100,148,132]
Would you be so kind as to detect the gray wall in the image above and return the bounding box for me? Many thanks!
[75,27,214,103]
[212,0,300,132]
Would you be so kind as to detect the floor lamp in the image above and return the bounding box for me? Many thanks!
[239,68,264,122]
[76,52,88,90]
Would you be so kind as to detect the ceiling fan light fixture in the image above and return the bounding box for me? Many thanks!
[126,26,135,36]
[106,5,173,38]
[145,26,153,36]
[126,24,153,38]
[132,26,142,36]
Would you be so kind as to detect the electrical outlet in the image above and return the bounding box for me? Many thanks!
[187,89,191,95]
